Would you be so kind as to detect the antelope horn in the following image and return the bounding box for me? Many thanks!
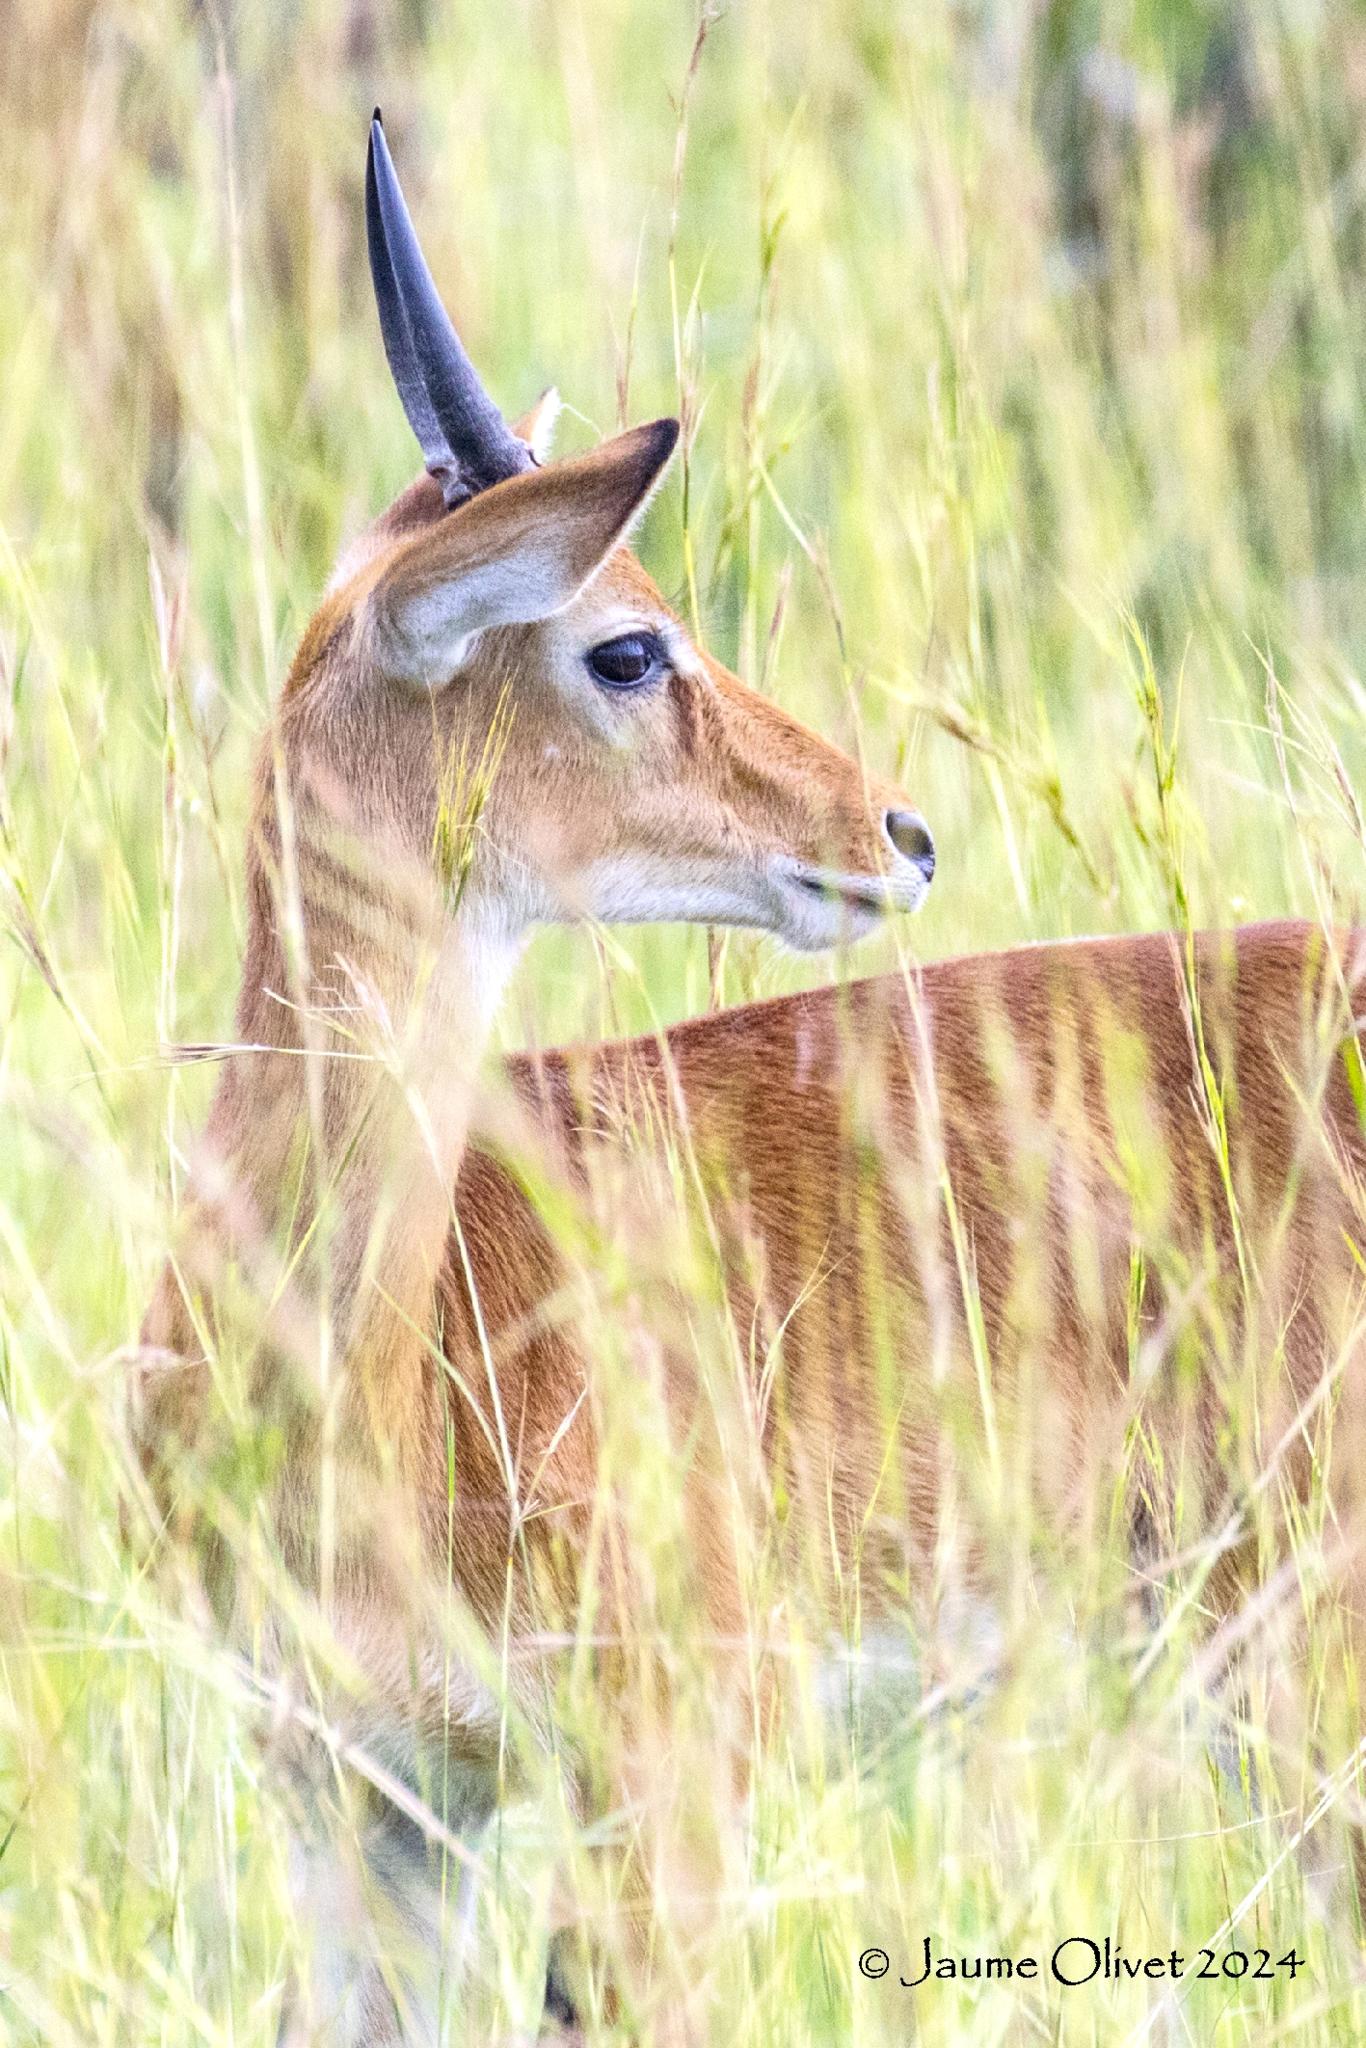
[366,111,532,504]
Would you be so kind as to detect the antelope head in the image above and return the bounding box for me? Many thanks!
[263,115,935,1002]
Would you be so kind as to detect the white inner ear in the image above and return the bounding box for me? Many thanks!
[525,387,562,465]
[386,541,574,690]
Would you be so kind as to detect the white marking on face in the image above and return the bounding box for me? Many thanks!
[659,619,704,678]
[533,601,688,746]
[559,852,772,931]
[546,604,701,699]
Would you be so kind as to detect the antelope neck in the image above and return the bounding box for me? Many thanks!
[215,876,525,1461]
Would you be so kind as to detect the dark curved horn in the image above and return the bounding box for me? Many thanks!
[366,118,456,491]
[366,112,532,503]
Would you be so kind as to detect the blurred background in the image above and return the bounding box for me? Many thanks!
[6,0,1366,2040]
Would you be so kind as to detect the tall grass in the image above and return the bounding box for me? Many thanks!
[6,0,1366,2040]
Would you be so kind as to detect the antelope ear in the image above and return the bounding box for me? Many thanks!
[513,386,562,464]
[370,418,679,688]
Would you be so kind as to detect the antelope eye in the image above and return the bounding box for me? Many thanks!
[585,632,665,690]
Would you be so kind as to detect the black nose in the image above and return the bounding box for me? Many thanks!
[884,809,935,880]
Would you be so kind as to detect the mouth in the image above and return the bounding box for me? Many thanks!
[771,858,930,950]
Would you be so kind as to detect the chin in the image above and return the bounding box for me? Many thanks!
[774,900,885,954]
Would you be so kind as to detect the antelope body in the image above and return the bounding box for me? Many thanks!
[138,118,1366,2045]
[470,918,1366,1595]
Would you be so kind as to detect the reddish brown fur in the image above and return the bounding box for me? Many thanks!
[138,439,1366,2037]
[137,437,921,1772]
[437,921,1366,1648]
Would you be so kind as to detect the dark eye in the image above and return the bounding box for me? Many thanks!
[585,633,665,690]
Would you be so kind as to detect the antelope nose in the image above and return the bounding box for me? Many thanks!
[884,809,935,882]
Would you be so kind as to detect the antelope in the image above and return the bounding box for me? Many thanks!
[137,114,1366,2046]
